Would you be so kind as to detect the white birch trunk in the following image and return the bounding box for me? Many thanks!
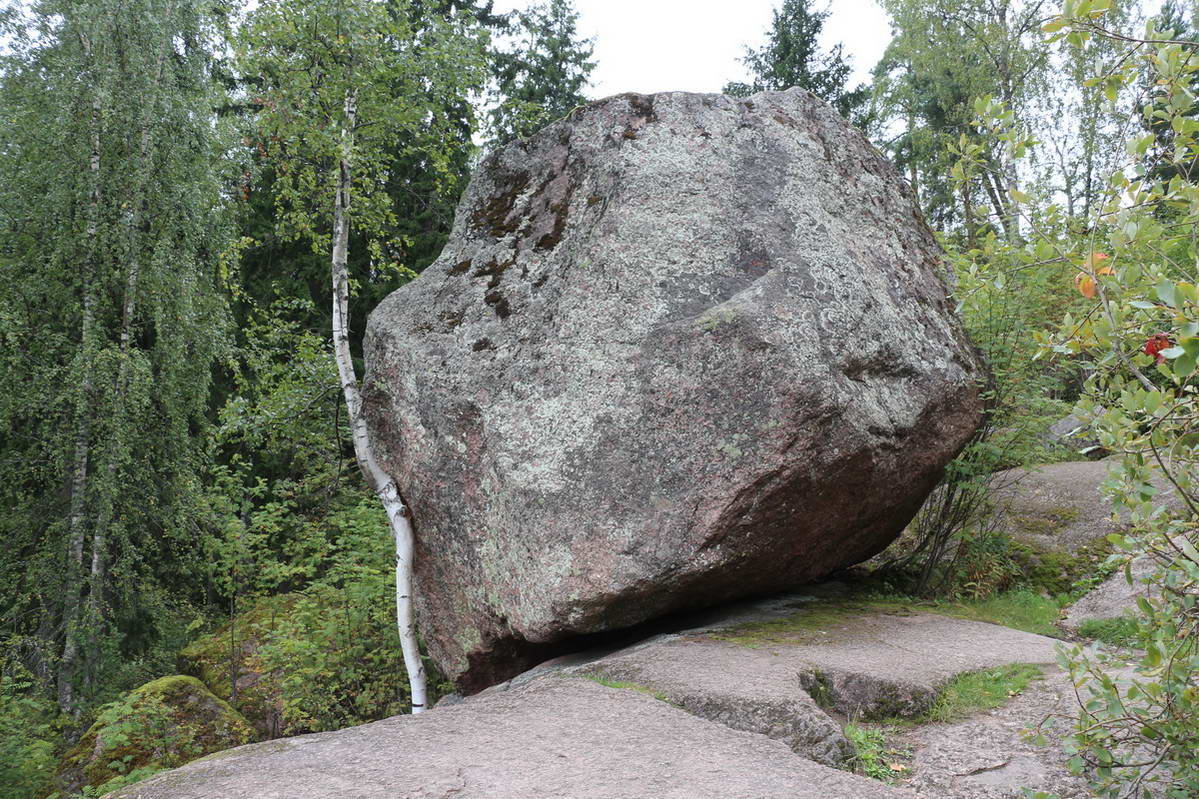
[331,88,427,713]
[84,38,170,671]
[58,44,103,713]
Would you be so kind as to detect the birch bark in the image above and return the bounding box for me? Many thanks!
[58,41,102,715]
[330,89,427,713]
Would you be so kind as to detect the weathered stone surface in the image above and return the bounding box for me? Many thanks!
[1064,554,1158,630]
[570,635,854,767]
[893,666,1110,799]
[694,604,1061,720]
[992,461,1183,556]
[106,677,916,799]
[364,87,984,691]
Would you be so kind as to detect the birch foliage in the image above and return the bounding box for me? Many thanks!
[0,0,234,716]
[236,0,486,712]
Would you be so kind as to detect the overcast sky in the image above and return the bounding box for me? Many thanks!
[491,0,894,99]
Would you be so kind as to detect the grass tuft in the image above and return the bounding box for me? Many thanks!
[928,590,1063,637]
[1076,617,1140,648]
[923,663,1044,722]
[844,723,909,782]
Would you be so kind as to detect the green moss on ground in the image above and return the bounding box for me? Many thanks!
[708,601,920,647]
[56,675,252,796]
[1011,505,1079,537]
[581,674,674,704]
[709,590,1063,647]
[1011,532,1115,599]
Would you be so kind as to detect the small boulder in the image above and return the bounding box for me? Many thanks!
[179,596,291,740]
[364,88,984,691]
[56,675,252,796]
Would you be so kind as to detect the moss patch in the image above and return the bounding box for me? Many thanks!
[709,591,1062,648]
[179,594,294,739]
[56,675,252,796]
[1011,505,1080,537]
[1013,533,1116,598]
[581,674,674,705]
[707,601,919,648]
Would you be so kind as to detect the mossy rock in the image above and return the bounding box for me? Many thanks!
[179,595,294,740]
[56,675,252,796]
[1010,536,1114,597]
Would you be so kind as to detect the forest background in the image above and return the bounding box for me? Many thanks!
[1,0,1196,797]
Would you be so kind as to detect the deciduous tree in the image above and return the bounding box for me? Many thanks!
[0,0,234,716]
[236,0,486,712]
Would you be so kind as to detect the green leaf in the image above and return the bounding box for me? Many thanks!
[1156,280,1178,307]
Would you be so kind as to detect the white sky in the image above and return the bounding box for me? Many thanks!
[490,0,894,99]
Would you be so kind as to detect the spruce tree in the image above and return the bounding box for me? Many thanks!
[488,0,595,145]
[723,0,867,124]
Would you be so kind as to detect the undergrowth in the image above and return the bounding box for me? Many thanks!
[1075,617,1139,649]
[844,723,907,783]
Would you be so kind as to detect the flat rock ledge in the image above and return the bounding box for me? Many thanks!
[111,597,1089,799]
[108,677,913,799]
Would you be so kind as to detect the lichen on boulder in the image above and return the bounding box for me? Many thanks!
[364,87,985,692]
[55,675,252,797]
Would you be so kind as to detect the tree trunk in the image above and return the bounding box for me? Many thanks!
[962,178,977,250]
[980,165,1016,241]
[331,88,427,713]
[82,36,170,687]
[58,63,102,717]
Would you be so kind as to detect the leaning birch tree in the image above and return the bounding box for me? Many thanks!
[236,0,486,712]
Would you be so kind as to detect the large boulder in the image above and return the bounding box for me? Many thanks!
[363,88,984,691]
